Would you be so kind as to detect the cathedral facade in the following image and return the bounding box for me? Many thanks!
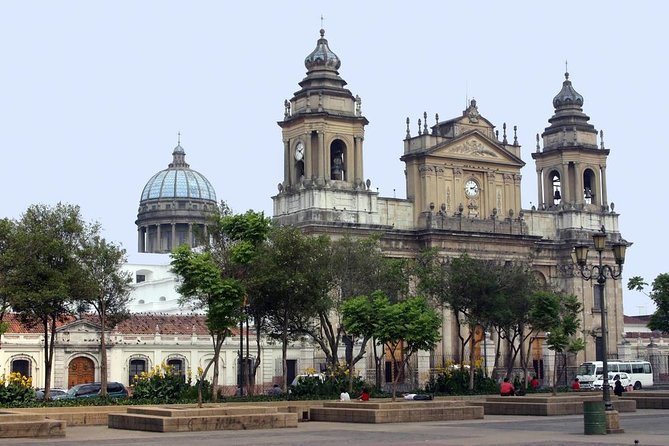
[273,29,629,377]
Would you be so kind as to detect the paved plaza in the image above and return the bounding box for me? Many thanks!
[3,409,669,446]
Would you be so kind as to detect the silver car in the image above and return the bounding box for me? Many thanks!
[592,372,631,390]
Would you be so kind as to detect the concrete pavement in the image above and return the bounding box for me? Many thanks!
[3,409,668,445]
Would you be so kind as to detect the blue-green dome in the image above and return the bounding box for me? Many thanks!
[140,144,217,202]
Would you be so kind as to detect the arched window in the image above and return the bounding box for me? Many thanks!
[583,169,596,204]
[129,358,148,385]
[11,358,31,377]
[330,140,346,181]
[550,171,561,205]
[167,357,186,382]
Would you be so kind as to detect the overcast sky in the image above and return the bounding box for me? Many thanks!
[1,1,666,316]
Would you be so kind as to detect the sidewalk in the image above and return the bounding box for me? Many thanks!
[4,409,669,445]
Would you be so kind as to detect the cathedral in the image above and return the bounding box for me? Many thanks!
[1,29,636,391]
[272,29,628,375]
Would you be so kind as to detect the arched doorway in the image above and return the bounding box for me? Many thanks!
[68,357,95,388]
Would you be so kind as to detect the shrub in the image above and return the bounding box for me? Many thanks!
[425,366,497,395]
[288,364,369,399]
[131,362,188,402]
[0,372,35,405]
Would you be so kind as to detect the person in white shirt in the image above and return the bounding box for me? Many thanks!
[340,388,351,401]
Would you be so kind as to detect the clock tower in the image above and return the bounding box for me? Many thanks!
[273,30,379,227]
[532,71,610,211]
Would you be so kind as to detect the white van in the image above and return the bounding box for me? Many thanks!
[576,360,653,390]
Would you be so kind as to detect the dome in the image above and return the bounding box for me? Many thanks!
[552,72,584,109]
[304,29,341,72]
[140,144,217,202]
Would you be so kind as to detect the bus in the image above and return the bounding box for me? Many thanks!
[576,360,653,390]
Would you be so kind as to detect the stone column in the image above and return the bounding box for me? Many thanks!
[137,226,144,253]
[284,140,290,186]
[536,169,543,207]
[188,223,193,246]
[304,134,312,180]
[156,224,162,253]
[318,131,326,181]
[171,223,176,251]
[600,165,608,208]
[354,136,363,186]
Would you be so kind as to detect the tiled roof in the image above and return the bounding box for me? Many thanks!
[624,314,651,324]
[1,313,240,336]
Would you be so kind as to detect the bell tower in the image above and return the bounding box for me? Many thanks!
[532,71,610,212]
[273,30,379,227]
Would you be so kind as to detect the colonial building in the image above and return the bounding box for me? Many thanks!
[0,313,316,391]
[273,29,629,380]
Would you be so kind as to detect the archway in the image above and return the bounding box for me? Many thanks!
[68,357,95,388]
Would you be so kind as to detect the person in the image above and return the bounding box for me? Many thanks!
[571,377,581,391]
[529,375,540,390]
[613,376,625,397]
[359,387,370,401]
[402,393,433,400]
[500,377,515,396]
[268,383,281,396]
[340,388,351,401]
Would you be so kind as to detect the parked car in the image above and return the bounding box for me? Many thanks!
[54,382,128,399]
[592,372,631,390]
[290,373,325,386]
[35,388,67,400]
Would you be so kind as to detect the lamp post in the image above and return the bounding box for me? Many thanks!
[573,227,626,411]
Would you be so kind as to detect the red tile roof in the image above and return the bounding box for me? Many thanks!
[1,313,241,336]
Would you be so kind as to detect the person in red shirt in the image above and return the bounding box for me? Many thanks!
[530,375,540,390]
[500,377,515,396]
[571,377,581,391]
[359,387,370,401]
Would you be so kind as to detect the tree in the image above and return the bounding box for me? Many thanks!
[0,218,14,339]
[4,203,90,399]
[207,209,271,394]
[491,264,540,382]
[629,274,669,333]
[171,245,244,404]
[430,254,503,390]
[532,292,584,395]
[299,235,408,391]
[372,293,441,401]
[77,235,132,397]
[247,225,330,391]
[341,291,385,392]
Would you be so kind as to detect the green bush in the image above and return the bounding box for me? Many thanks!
[425,367,497,395]
[131,363,188,403]
[288,366,370,399]
[0,372,35,405]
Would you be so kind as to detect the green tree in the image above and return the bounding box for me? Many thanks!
[372,293,441,401]
[437,254,502,390]
[492,264,540,383]
[0,218,14,338]
[4,203,90,399]
[77,235,132,397]
[247,226,330,391]
[302,235,408,391]
[206,209,271,394]
[533,292,584,395]
[629,274,669,333]
[171,245,244,404]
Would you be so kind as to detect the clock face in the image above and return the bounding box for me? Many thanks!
[294,142,305,161]
[464,180,479,197]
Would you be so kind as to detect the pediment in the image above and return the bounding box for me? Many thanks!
[57,319,101,333]
[427,131,524,167]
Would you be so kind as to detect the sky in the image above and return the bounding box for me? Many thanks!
[1,1,666,316]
